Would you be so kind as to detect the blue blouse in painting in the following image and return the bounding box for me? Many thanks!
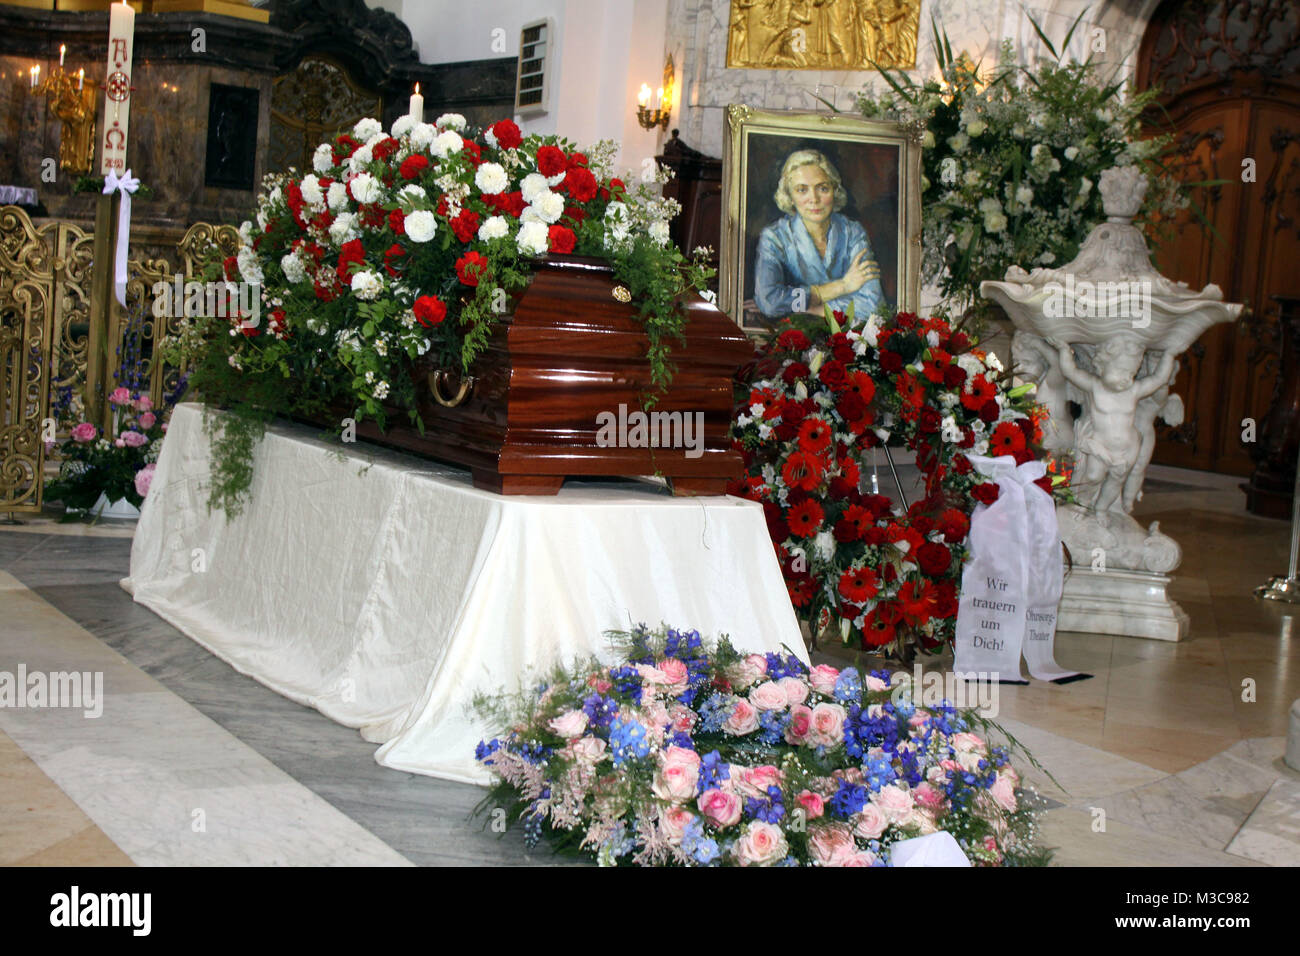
[753,212,885,320]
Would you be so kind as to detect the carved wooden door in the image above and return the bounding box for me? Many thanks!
[1137,0,1300,476]
[270,56,383,175]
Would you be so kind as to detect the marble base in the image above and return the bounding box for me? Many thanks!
[1288,699,1300,772]
[1058,567,1190,641]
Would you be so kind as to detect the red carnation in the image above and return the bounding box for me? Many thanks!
[461,141,483,165]
[383,242,406,277]
[451,209,481,243]
[786,499,825,537]
[563,166,598,203]
[818,360,848,389]
[838,566,879,604]
[916,541,952,576]
[781,362,810,386]
[399,154,430,179]
[388,208,405,235]
[547,224,576,254]
[564,205,587,224]
[455,251,488,286]
[490,119,523,150]
[413,295,447,327]
[372,136,400,161]
[972,482,1000,506]
[536,145,567,176]
[335,238,365,284]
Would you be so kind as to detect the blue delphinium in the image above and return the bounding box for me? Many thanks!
[744,785,786,824]
[474,738,501,764]
[682,819,719,864]
[833,667,864,703]
[697,749,730,793]
[862,753,896,792]
[608,716,650,766]
[830,778,870,818]
[757,707,787,745]
[609,664,644,705]
[582,692,619,730]
[697,693,730,734]
[765,651,806,680]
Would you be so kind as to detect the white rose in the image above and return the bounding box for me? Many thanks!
[350,172,383,204]
[326,181,349,211]
[475,162,509,195]
[404,209,437,243]
[390,114,416,139]
[478,215,509,241]
[236,247,263,286]
[352,117,382,142]
[312,142,334,174]
[435,112,467,131]
[431,130,463,158]
[520,172,549,204]
[649,220,670,246]
[350,270,383,300]
[516,219,549,255]
[329,212,360,245]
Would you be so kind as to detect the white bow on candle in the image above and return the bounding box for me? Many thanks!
[102,168,140,307]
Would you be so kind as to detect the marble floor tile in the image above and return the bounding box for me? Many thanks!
[1224,777,1300,866]
[1040,807,1263,867]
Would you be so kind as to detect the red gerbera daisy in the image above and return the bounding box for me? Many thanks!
[786,499,825,538]
[989,421,1027,456]
[961,375,996,411]
[782,450,825,492]
[796,417,832,455]
[838,566,879,604]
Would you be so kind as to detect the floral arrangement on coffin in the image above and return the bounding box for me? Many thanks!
[475,626,1049,867]
[169,112,711,513]
[728,308,1065,658]
[857,17,1188,323]
[44,387,168,515]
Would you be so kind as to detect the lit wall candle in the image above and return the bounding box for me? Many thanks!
[409,83,423,122]
[29,65,39,89]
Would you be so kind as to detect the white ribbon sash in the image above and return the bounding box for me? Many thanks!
[102,169,140,307]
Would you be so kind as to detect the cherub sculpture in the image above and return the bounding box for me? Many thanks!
[1054,335,1176,513]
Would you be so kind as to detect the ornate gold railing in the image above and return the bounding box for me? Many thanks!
[0,202,235,513]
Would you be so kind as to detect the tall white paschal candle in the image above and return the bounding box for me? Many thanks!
[408,83,423,123]
[101,0,136,175]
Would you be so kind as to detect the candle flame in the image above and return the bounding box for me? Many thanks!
[638,83,651,107]
[414,82,420,95]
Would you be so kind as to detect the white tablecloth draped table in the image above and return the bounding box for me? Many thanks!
[123,404,806,784]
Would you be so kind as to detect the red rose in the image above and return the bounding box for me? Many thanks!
[918,406,942,434]
[953,454,973,476]
[547,224,576,254]
[763,501,791,541]
[451,209,480,243]
[972,482,1000,505]
[944,364,967,389]
[399,154,429,179]
[222,255,239,281]
[781,362,810,386]
[562,166,598,202]
[818,360,848,389]
[879,350,904,373]
[413,295,447,327]
[777,329,811,352]
[455,251,488,286]
[1033,474,1054,496]
[938,508,970,543]
[489,119,523,150]
[535,145,567,176]
[916,541,952,576]
[979,399,1000,423]
[836,391,866,422]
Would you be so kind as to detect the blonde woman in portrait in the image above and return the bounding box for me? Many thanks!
[753,148,884,321]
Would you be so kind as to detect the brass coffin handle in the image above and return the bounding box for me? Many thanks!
[428,369,475,408]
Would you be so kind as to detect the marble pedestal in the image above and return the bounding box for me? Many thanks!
[1058,567,1190,641]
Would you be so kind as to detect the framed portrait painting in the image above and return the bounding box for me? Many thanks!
[720,107,922,332]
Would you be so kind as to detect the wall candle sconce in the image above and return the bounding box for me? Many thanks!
[30,49,97,176]
[636,54,674,131]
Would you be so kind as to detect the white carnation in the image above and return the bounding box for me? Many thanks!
[348,145,373,173]
[431,130,464,158]
[435,112,467,131]
[300,174,324,208]
[531,190,565,223]
[350,172,383,204]
[409,123,437,149]
[312,143,334,174]
[236,248,263,287]
[238,220,254,245]
[404,209,438,243]
[520,172,550,204]
[327,181,349,211]
[350,270,383,300]
[516,219,549,256]
[397,183,426,204]
[649,220,670,246]
[352,117,382,142]
[475,162,509,195]
[329,212,360,245]
[478,215,509,241]
[390,114,416,139]
[280,252,306,285]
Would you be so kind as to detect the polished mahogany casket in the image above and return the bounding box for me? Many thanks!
[342,255,755,495]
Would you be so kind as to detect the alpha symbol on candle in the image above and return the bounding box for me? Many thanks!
[112,37,128,65]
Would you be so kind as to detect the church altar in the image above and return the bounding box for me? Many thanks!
[122,404,805,784]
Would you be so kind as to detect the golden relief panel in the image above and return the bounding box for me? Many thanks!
[727,0,921,70]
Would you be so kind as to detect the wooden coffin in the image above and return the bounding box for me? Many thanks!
[344,255,755,495]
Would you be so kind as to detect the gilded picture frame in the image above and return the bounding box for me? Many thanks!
[720,106,922,333]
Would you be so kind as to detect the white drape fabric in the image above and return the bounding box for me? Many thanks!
[123,404,806,784]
